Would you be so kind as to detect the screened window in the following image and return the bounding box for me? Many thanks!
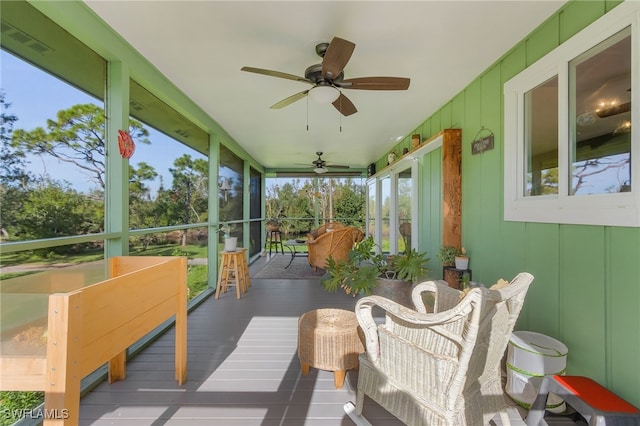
[249,166,262,257]
[128,80,209,230]
[219,144,244,245]
[0,0,107,245]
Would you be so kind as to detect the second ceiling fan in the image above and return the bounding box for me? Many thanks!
[310,152,349,174]
[241,36,410,117]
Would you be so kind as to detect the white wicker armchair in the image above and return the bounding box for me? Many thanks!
[346,272,534,426]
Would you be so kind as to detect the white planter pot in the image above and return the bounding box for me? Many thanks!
[224,237,237,252]
[454,256,469,270]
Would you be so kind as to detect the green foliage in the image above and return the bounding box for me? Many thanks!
[171,247,192,257]
[437,245,464,265]
[12,179,102,240]
[10,103,149,190]
[0,90,31,187]
[187,264,208,300]
[166,155,209,244]
[387,249,431,281]
[265,177,366,234]
[0,391,44,426]
[322,236,430,296]
[332,178,365,226]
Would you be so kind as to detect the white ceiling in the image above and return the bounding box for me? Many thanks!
[84,0,565,173]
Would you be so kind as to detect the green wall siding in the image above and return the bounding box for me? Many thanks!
[385,0,640,405]
[607,227,640,398]
[418,148,442,274]
[561,225,607,382]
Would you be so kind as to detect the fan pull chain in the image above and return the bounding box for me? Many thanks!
[306,95,309,131]
[339,91,342,132]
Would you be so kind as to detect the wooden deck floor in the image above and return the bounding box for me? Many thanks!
[79,255,404,425]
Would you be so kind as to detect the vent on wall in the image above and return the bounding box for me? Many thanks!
[174,129,191,138]
[0,20,53,55]
[129,100,145,112]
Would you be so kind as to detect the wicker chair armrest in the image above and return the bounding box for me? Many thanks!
[411,280,462,313]
[355,292,480,362]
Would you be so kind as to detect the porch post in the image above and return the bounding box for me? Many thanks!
[105,61,129,258]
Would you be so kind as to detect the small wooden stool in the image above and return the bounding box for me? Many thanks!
[265,230,284,255]
[297,308,364,389]
[526,375,640,426]
[215,249,250,299]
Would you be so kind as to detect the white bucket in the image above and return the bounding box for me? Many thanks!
[454,256,469,269]
[505,331,568,411]
[224,237,237,252]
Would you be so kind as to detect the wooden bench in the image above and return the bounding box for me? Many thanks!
[526,375,640,426]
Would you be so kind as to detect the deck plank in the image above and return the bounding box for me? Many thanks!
[79,258,403,425]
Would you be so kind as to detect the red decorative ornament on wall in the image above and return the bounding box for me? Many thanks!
[117,129,135,159]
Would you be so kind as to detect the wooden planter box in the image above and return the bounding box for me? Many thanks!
[0,256,188,425]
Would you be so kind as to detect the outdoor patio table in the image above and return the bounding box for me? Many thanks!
[284,239,309,269]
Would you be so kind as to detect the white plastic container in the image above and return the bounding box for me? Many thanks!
[505,331,568,411]
[224,236,237,252]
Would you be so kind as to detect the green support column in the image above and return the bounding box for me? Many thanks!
[243,160,250,251]
[208,134,220,289]
[261,172,267,252]
[313,177,320,228]
[105,61,129,258]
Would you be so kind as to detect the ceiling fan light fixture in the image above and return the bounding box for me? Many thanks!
[314,166,328,174]
[309,85,340,104]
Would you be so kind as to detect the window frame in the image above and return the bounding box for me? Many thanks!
[504,1,640,226]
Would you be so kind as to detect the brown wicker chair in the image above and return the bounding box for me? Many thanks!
[307,222,346,240]
[306,227,357,271]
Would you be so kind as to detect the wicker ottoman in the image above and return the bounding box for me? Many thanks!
[297,308,364,389]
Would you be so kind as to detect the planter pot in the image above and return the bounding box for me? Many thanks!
[224,237,238,252]
[266,224,280,232]
[371,277,413,308]
[454,256,469,270]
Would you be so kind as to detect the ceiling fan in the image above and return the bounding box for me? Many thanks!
[241,36,410,116]
[310,152,349,174]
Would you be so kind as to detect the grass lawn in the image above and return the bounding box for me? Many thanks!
[1,243,215,300]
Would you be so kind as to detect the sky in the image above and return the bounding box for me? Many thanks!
[1,50,204,194]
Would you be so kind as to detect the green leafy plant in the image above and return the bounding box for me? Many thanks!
[437,245,465,266]
[0,391,44,426]
[322,236,430,296]
[459,271,471,290]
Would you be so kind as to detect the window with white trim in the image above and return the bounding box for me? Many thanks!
[504,1,639,226]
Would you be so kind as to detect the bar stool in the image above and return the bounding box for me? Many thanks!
[265,230,284,255]
[215,249,250,299]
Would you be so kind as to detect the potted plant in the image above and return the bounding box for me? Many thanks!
[437,245,463,266]
[216,223,237,252]
[266,217,282,232]
[322,236,430,307]
[454,247,469,270]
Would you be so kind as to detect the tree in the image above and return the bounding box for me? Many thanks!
[11,103,149,190]
[333,178,365,227]
[0,90,29,187]
[168,154,208,245]
[12,178,103,246]
[128,162,160,240]
[0,91,31,238]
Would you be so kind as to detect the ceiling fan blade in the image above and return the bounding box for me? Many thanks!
[338,76,410,90]
[270,90,309,109]
[326,164,350,169]
[332,93,357,116]
[322,37,355,79]
[241,66,312,85]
